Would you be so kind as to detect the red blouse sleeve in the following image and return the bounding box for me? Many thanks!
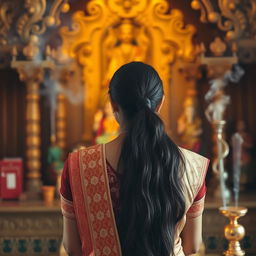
[193,180,207,202]
[60,159,73,201]
[186,159,209,218]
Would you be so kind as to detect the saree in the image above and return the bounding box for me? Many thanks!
[60,144,209,256]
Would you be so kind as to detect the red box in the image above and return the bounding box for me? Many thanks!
[0,158,23,199]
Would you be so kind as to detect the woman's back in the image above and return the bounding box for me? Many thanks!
[106,138,208,256]
[61,143,208,256]
[61,62,209,256]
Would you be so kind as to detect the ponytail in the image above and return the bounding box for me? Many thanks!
[109,62,185,256]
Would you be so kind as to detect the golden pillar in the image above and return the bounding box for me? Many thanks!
[56,93,66,149]
[11,36,54,198]
[49,63,71,150]
[12,65,44,198]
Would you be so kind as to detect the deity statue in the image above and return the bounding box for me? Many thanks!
[93,102,119,144]
[102,19,148,92]
[177,93,202,152]
[93,19,148,141]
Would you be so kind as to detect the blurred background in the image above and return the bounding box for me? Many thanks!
[0,0,255,255]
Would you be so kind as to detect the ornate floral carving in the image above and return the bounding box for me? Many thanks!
[0,0,69,46]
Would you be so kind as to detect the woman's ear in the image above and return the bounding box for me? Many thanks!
[156,95,165,113]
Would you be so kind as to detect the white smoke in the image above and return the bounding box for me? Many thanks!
[205,64,244,122]
[205,64,245,102]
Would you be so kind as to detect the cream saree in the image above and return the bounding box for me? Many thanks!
[61,144,209,256]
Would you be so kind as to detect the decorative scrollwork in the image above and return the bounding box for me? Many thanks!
[191,0,208,23]
[15,0,69,42]
[247,1,256,36]
[154,1,169,16]
[86,1,104,17]
[191,0,252,40]
[17,0,47,41]
[0,1,17,45]
[60,0,196,140]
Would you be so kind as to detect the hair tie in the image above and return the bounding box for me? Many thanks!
[146,98,152,109]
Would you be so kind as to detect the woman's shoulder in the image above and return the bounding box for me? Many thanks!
[178,147,209,186]
[69,144,102,158]
[178,147,210,205]
[179,147,209,165]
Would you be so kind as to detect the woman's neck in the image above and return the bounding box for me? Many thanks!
[105,133,126,171]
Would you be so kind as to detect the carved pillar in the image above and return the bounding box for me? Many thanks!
[56,93,66,149]
[49,64,73,150]
[16,65,44,198]
[12,36,54,199]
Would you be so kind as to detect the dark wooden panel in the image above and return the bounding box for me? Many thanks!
[0,68,26,159]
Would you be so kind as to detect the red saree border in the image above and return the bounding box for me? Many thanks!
[187,196,206,219]
[72,144,122,256]
[69,151,93,256]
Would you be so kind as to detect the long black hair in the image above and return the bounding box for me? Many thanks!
[109,62,185,256]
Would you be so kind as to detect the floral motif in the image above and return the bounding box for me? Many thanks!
[93,193,101,203]
[96,211,105,221]
[91,176,99,185]
[100,228,108,238]
[88,160,97,169]
[103,246,111,255]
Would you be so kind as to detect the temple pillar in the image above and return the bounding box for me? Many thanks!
[56,93,66,149]
[13,65,44,198]
[11,36,54,198]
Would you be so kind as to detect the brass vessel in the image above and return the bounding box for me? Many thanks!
[219,206,248,256]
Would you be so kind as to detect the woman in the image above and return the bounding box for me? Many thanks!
[60,62,209,256]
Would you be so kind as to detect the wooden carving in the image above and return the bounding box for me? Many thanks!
[60,0,196,141]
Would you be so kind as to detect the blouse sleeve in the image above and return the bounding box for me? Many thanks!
[60,159,76,219]
[186,159,209,219]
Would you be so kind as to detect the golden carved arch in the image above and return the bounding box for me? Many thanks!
[60,0,196,141]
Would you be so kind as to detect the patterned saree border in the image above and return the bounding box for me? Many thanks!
[69,151,93,256]
[79,148,97,254]
[79,144,122,256]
